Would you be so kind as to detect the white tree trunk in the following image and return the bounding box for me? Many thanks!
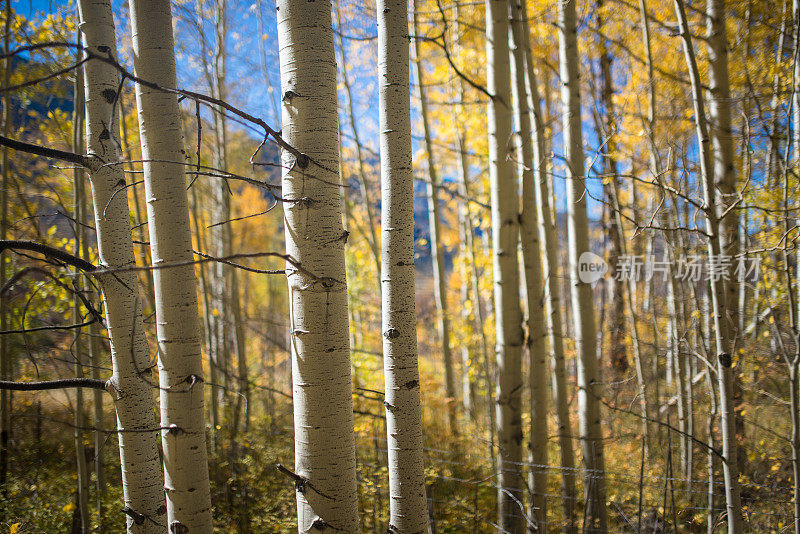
[276,0,360,530]
[707,0,739,339]
[334,0,381,291]
[410,0,459,435]
[71,57,91,534]
[792,3,800,532]
[209,0,232,444]
[674,0,743,531]
[509,1,548,528]
[706,1,746,483]
[557,0,608,530]
[486,0,525,530]
[519,7,577,529]
[128,0,213,530]
[77,0,165,530]
[378,1,428,530]
[596,3,651,452]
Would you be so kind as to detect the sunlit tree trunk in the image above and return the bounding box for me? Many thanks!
[276,0,360,530]
[89,318,105,525]
[449,3,474,420]
[707,0,746,478]
[410,0,459,435]
[230,270,249,436]
[674,1,743,531]
[486,0,525,530]
[378,1,428,529]
[334,0,381,291]
[71,59,91,534]
[558,0,607,530]
[595,4,650,452]
[190,188,220,450]
[595,8,625,378]
[128,0,213,530]
[519,6,576,529]
[209,0,231,446]
[707,0,739,341]
[509,1,547,528]
[78,0,166,530]
[118,96,155,315]
[455,124,495,462]
[663,202,692,480]
[451,0,493,453]
[789,1,800,529]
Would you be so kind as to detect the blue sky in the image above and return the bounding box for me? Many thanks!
[17,0,611,226]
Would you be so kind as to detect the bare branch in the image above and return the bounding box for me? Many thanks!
[0,378,107,391]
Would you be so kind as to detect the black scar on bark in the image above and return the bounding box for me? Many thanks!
[101,88,117,103]
[384,328,400,339]
[403,379,419,389]
[121,506,146,525]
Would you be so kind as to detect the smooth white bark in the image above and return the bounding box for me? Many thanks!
[276,0,360,530]
[518,7,577,529]
[335,0,381,291]
[673,0,743,530]
[509,1,548,528]
[71,57,91,534]
[378,1,428,530]
[706,0,739,339]
[486,0,525,530]
[410,0,459,434]
[78,1,165,530]
[557,0,607,530]
[128,0,212,530]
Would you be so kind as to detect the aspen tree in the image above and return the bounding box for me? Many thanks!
[118,97,155,313]
[378,0,428,529]
[788,1,800,530]
[595,0,650,451]
[410,0,459,434]
[486,0,525,530]
[276,0,360,530]
[707,0,746,477]
[674,0,743,530]
[448,2,476,420]
[707,0,739,339]
[335,0,381,291]
[71,59,91,534]
[0,0,12,499]
[557,0,607,530]
[519,5,577,528]
[77,0,165,530]
[794,0,800,169]
[594,6,625,378]
[449,0,495,452]
[128,0,213,530]
[208,0,231,446]
[509,0,548,528]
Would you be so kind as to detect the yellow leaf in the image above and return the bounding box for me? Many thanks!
[10,523,20,534]
[63,502,76,513]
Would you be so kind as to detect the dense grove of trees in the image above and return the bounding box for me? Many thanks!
[0,0,798,532]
